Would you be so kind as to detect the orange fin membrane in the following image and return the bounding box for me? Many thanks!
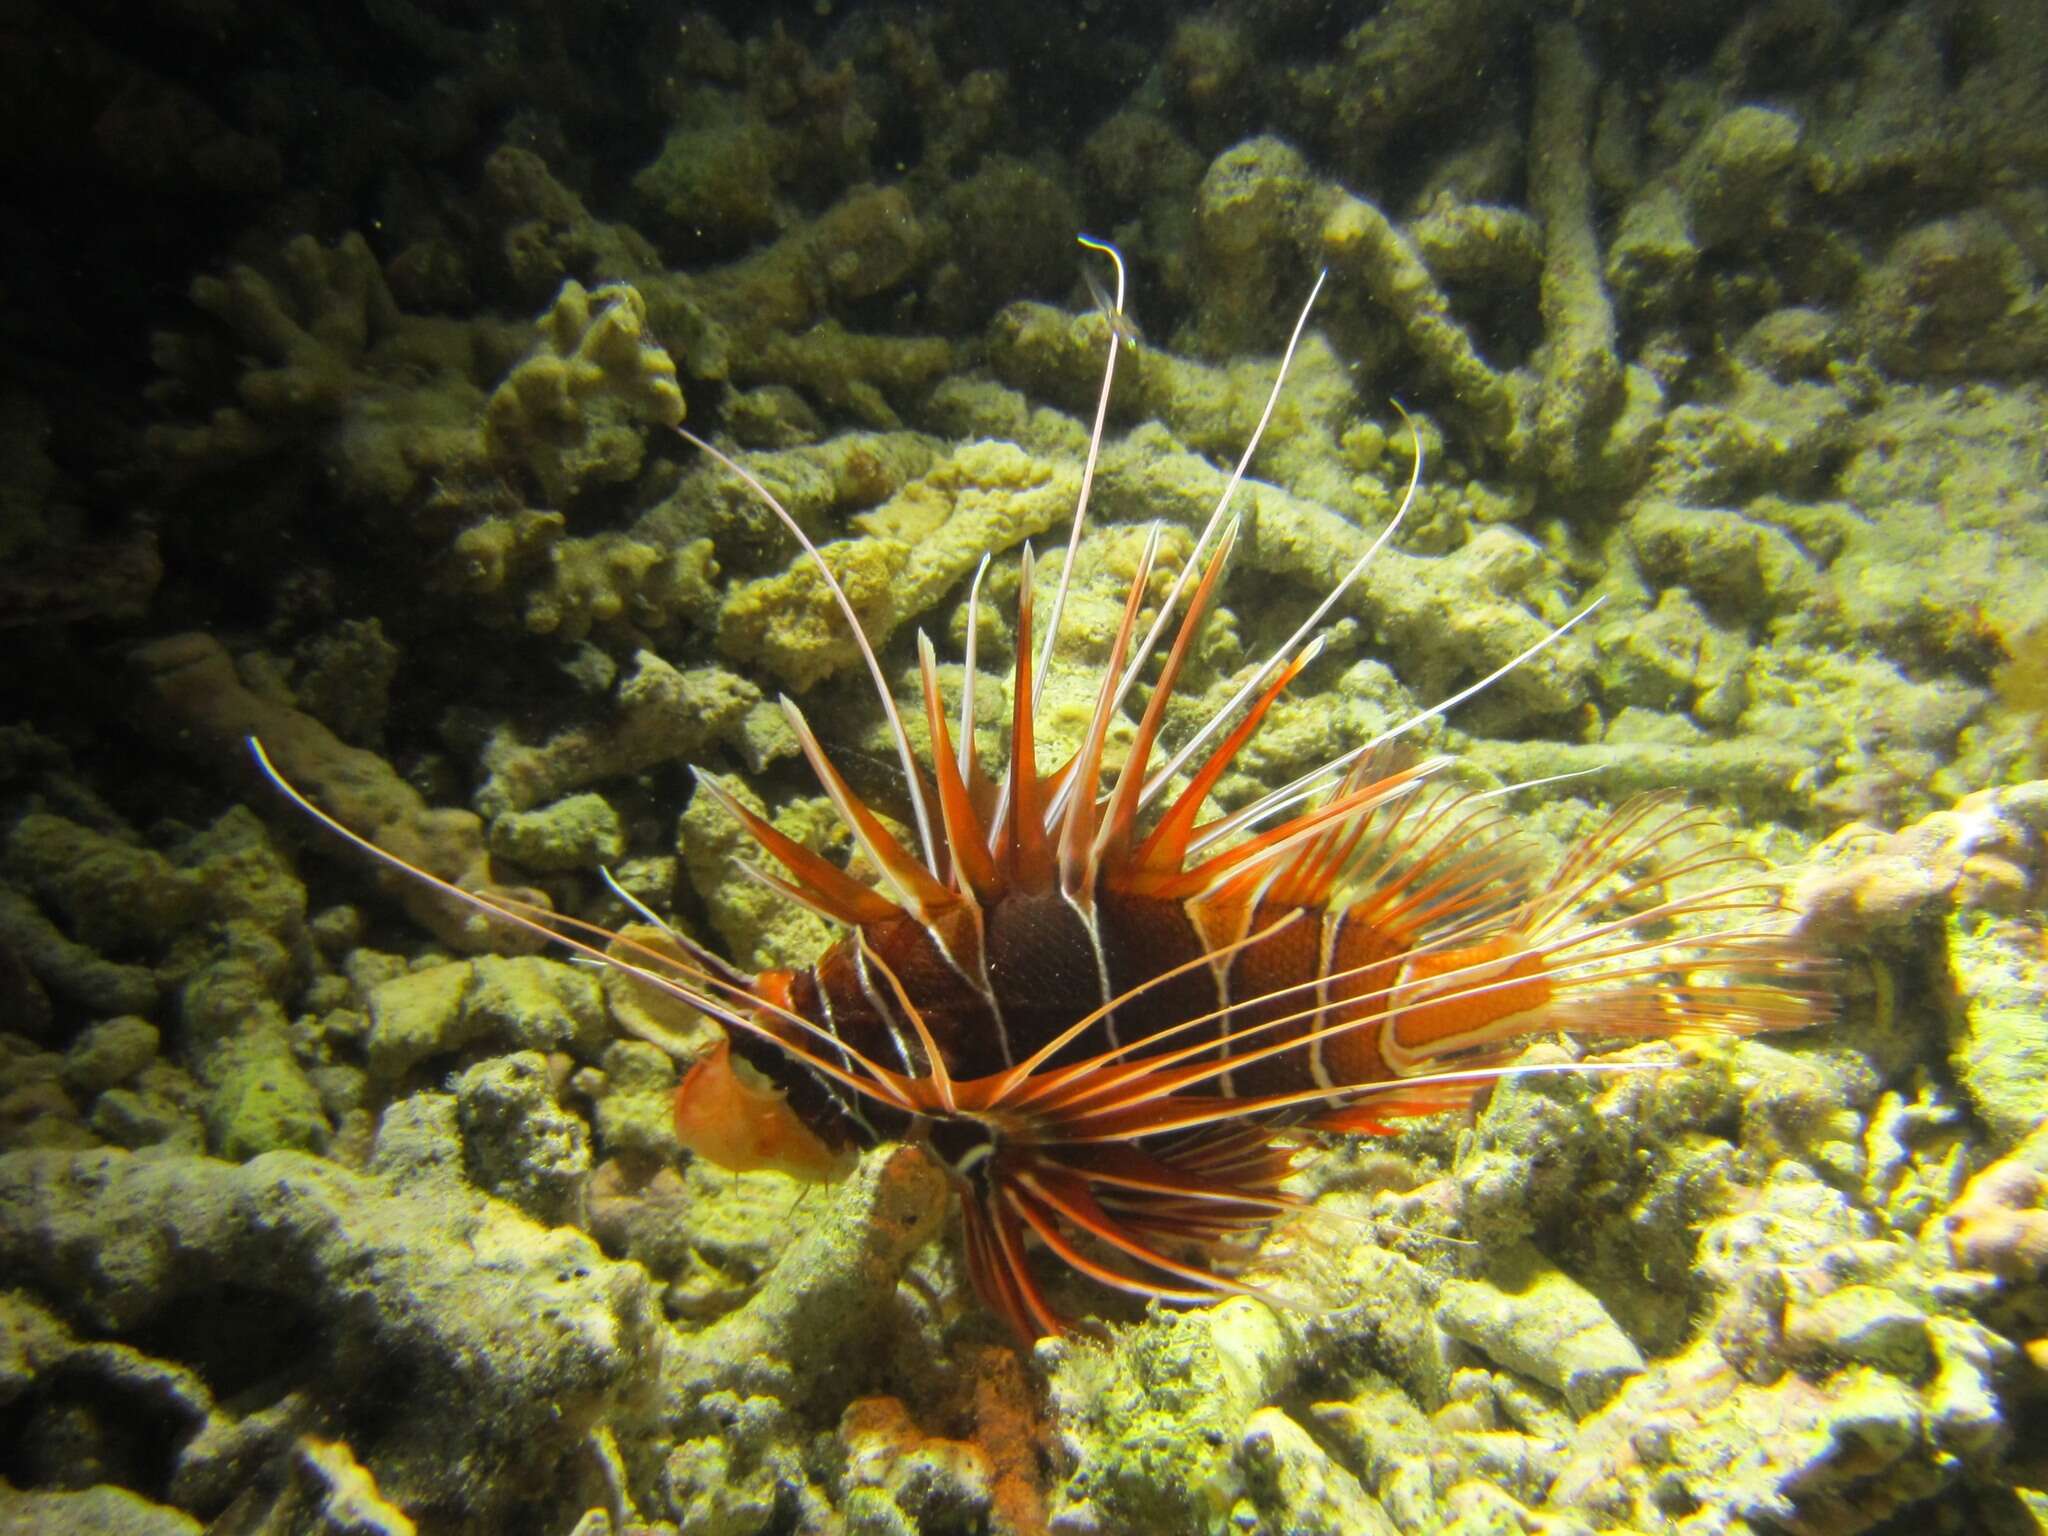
[674,1035,854,1181]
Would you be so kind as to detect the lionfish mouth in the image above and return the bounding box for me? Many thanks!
[253,237,1830,1344]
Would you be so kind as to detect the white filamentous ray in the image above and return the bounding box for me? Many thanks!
[1034,234,1131,715]
[1189,596,1609,857]
[1138,398,1419,814]
[679,427,939,873]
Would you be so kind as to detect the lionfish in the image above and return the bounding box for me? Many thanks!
[255,239,1825,1342]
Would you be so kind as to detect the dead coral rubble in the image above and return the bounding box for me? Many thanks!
[13,2,2048,1533]
[0,1146,662,1531]
[132,631,544,954]
[1799,781,2048,1150]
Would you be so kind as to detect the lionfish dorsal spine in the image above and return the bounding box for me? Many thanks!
[1056,522,1160,901]
[1120,646,1326,892]
[957,554,990,786]
[916,630,1000,903]
[999,543,1055,893]
[779,695,956,922]
[1095,523,1239,874]
[1032,239,1133,721]
[688,768,898,928]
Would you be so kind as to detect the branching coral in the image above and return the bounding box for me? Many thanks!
[1529,23,1625,490]
[472,651,761,816]
[132,631,543,954]
[148,231,520,513]
[483,280,685,508]
[717,440,1079,690]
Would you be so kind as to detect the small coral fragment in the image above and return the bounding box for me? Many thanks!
[488,793,626,873]
[485,280,685,507]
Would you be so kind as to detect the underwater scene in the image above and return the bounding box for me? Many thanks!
[2,0,2047,1532]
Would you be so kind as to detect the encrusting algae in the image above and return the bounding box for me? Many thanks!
[4,5,2048,1534]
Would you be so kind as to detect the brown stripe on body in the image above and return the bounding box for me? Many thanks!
[979,886,1116,1075]
[861,907,996,1065]
[1212,896,1327,1098]
[1095,889,1221,1063]
[1312,904,1412,1085]
[744,909,998,1147]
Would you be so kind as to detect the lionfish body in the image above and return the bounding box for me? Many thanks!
[258,243,1825,1342]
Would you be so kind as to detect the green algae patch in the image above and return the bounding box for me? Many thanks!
[1045,1299,1296,1536]
[1945,907,2048,1151]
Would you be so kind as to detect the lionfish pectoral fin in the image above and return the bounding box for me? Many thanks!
[253,737,915,1124]
[1005,1167,1280,1307]
[965,1186,1066,1342]
[673,1033,854,1182]
[245,736,550,952]
[1309,1077,1496,1135]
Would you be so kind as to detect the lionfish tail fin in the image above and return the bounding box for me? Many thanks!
[1370,795,1832,1073]
[1534,940,1838,1042]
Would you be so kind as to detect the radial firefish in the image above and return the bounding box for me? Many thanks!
[255,239,1828,1343]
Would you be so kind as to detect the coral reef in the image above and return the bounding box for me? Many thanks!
[6,0,2048,1531]
[130,631,544,954]
[0,1145,661,1531]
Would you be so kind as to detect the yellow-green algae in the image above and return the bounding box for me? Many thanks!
[6,3,2048,1533]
